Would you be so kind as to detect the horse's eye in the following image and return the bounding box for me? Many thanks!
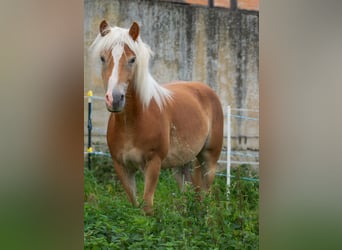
[100,56,105,63]
[128,57,136,64]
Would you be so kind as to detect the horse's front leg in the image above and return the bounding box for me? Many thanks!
[113,160,138,207]
[143,156,162,215]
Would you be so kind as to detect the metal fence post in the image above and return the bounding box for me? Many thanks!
[227,105,231,199]
[87,90,93,169]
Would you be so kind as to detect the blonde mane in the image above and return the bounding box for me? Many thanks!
[90,26,172,110]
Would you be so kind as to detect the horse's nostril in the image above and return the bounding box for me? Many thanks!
[120,94,124,101]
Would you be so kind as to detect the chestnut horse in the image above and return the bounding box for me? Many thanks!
[90,20,223,215]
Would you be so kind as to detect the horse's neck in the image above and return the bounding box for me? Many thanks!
[115,83,142,125]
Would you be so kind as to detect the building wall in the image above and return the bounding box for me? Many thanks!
[84,0,259,150]
[160,0,259,11]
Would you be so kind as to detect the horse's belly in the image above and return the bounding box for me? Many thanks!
[161,120,208,168]
[162,149,196,168]
[162,138,203,168]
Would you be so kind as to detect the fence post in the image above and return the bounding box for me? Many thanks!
[227,105,231,199]
[87,90,93,169]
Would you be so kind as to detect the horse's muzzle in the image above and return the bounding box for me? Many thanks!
[105,90,126,112]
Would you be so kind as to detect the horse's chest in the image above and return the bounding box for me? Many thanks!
[116,143,144,168]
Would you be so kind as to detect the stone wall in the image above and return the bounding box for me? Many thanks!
[84,0,258,150]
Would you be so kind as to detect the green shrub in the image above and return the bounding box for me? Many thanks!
[84,156,259,249]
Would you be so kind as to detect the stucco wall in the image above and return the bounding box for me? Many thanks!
[84,0,258,150]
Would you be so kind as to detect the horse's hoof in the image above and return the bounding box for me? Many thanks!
[143,206,154,216]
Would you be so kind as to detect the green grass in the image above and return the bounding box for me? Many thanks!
[84,155,259,249]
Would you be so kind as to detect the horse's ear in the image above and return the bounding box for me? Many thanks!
[100,20,111,37]
[129,22,140,41]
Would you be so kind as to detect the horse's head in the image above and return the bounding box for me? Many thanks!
[93,20,140,112]
[91,20,171,112]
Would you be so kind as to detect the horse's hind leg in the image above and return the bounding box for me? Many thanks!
[173,162,193,191]
[201,156,217,192]
[199,108,223,191]
[195,150,219,192]
[191,159,203,192]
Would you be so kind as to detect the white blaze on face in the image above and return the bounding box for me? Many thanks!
[107,44,124,95]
